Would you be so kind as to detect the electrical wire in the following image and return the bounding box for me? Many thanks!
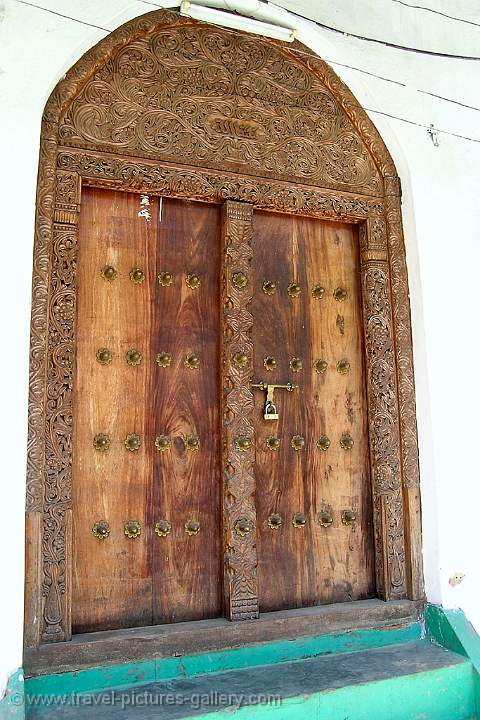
[9,0,480,144]
[391,0,480,29]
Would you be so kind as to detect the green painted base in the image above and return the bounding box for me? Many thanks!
[426,604,480,715]
[176,662,475,720]
[2,604,479,719]
[0,669,25,720]
[25,623,421,698]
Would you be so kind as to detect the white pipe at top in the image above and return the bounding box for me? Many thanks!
[180,1,295,40]
[176,0,329,52]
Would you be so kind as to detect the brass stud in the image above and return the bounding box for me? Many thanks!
[333,287,348,301]
[155,352,172,368]
[268,513,282,530]
[93,433,110,452]
[290,357,303,373]
[232,271,248,290]
[312,284,325,300]
[185,519,200,536]
[158,271,173,286]
[234,517,252,537]
[126,349,142,366]
[184,352,200,370]
[287,282,301,298]
[185,435,200,452]
[264,356,277,371]
[337,359,350,375]
[316,435,331,451]
[291,435,305,451]
[186,273,201,289]
[233,351,249,369]
[314,359,328,374]
[266,436,281,451]
[262,280,276,295]
[293,512,306,528]
[342,509,357,526]
[96,348,112,365]
[92,521,110,540]
[124,520,141,538]
[340,433,354,450]
[155,435,171,452]
[125,433,141,451]
[130,268,145,284]
[235,435,252,452]
[318,511,334,528]
[155,520,172,537]
[101,265,117,282]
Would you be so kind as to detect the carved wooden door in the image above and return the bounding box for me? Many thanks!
[71,189,374,633]
[250,211,375,612]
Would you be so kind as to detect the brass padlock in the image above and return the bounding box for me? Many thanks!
[251,382,298,421]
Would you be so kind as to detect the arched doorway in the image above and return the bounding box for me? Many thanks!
[24,8,423,670]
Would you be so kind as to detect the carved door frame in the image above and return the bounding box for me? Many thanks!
[24,9,423,660]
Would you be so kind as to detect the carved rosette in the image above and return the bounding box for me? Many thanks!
[41,171,81,642]
[221,201,259,620]
[360,219,407,598]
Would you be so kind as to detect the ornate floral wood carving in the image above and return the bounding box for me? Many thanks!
[58,26,382,196]
[221,201,259,620]
[26,8,423,652]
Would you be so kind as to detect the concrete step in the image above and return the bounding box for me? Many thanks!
[25,640,476,720]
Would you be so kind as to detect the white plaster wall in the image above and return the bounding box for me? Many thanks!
[0,0,479,687]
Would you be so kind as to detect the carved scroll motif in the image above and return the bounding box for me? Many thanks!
[41,171,80,641]
[221,201,259,620]
[57,24,382,195]
[57,151,381,221]
[360,220,407,598]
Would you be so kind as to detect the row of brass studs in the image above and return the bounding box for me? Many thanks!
[93,434,200,452]
[268,510,357,530]
[96,349,200,369]
[265,434,353,451]
[233,433,354,452]
[101,266,201,289]
[260,281,347,301]
[263,356,350,374]
[92,519,201,540]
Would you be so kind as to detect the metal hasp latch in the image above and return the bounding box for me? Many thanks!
[251,381,298,421]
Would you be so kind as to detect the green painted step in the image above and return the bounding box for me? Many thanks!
[25,621,422,698]
[24,641,475,720]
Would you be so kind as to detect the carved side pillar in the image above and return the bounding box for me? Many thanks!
[384,175,424,600]
[360,216,407,600]
[221,201,259,621]
[41,170,81,642]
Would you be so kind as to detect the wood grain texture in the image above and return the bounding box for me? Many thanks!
[150,198,222,624]
[251,212,375,612]
[72,191,222,633]
[72,189,157,632]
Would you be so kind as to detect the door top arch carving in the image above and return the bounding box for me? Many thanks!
[44,9,397,197]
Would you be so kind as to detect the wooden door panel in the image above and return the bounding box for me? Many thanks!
[72,191,222,633]
[150,199,222,623]
[72,189,157,632]
[251,211,375,612]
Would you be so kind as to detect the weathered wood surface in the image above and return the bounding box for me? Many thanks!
[251,212,375,611]
[72,190,222,633]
